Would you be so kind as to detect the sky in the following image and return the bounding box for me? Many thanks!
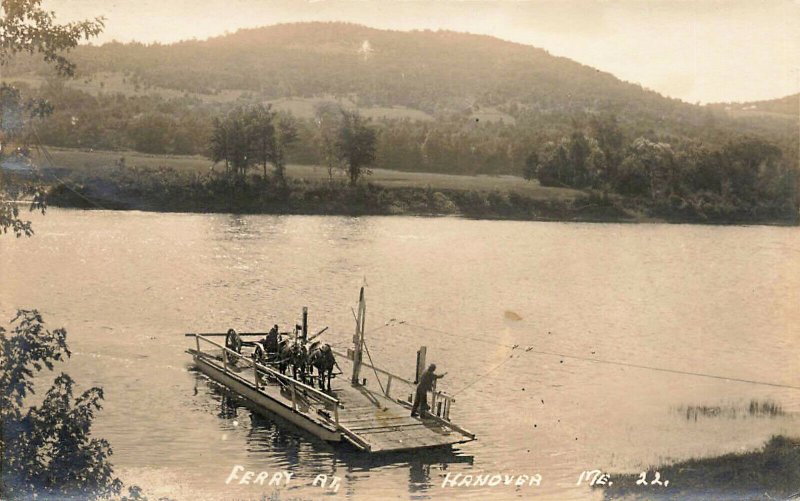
[45,0,800,104]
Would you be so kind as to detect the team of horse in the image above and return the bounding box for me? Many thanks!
[227,328,337,391]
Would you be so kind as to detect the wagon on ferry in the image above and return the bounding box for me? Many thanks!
[186,288,475,453]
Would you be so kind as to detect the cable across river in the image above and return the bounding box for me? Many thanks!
[373,320,800,394]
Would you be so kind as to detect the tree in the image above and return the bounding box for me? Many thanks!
[680,142,723,194]
[588,113,625,182]
[1,0,104,236]
[1,311,124,499]
[335,110,377,186]
[244,105,276,180]
[209,105,298,185]
[616,152,651,197]
[0,4,145,500]
[0,0,104,77]
[128,112,173,154]
[270,114,298,184]
[209,107,252,182]
[535,140,569,187]
[0,83,49,237]
[522,150,538,181]
[616,137,676,200]
[208,116,231,176]
[313,102,343,182]
[721,137,783,202]
[567,131,591,187]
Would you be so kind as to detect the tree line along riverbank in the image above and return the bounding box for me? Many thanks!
[33,148,797,225]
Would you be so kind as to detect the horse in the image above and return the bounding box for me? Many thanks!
[308,342,336,391]
[294,342,309,383]
[276,339,308,381]
[275,338,293,375]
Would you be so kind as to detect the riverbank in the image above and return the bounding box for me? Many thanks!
[44,176,637,223]
[25,148,800,225]
[599,435,800,499]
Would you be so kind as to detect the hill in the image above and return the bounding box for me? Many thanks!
[2,22,797,179]
[5,22,703,117]
[2,22,797,224]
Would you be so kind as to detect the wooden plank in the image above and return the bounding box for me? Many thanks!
[185,332,270,337]
[344,417,418,427]
[339,415,413,424]
[356,422,447,434]
[339,412,409,420]
[340,415,412,425]
[350,423,427,433]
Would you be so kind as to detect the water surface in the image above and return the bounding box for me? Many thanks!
[2,210,799,500]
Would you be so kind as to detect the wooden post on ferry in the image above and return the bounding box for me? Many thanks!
[351,287,366,385]
[302,307,308,343]
[415,346,427,383]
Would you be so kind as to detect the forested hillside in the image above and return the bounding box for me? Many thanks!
[710,93,799,117]
[6,22,686,113]
[3,22,795,174]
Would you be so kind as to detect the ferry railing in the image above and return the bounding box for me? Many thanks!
[192,334,341,425]
[331,348,457,422]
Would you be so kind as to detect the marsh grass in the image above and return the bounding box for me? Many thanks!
[680,400,785,421]
[600,435,800,500]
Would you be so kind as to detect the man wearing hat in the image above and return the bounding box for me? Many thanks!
[411,363,447,417]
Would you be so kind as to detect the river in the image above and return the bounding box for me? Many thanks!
[2,209,799,500]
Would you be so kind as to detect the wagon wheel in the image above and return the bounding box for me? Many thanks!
[252,344,265,364]
[225,329,242,354]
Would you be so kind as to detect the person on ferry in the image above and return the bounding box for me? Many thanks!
[265,324,280,351]
[411,364,447,417]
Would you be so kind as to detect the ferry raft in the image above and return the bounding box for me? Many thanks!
[186,288,475,453]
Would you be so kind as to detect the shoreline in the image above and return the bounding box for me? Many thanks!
[43,202,800,227]
[598,435,800,499]
[45,183,799,227]
[10,147,796,227]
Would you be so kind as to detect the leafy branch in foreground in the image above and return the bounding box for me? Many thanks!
[1,0,103,236]
[0,310,123,499]
[1,3,151,500]
[0,83,49,236]
[0,0,104,77]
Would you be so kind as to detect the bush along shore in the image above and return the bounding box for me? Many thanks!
[43,166,798,225]
[597,435,800,500]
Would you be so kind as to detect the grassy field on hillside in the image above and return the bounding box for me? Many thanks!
[4,72,514,123]
[32,147,582,201]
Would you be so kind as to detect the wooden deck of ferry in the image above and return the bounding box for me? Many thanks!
[187,291,475,453]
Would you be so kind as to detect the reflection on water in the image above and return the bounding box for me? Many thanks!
[679,400,786,421]
[191,370,474,496]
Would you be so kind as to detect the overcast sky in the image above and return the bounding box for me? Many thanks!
[45,0,799,104]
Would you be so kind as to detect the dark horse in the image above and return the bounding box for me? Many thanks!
[276,339,308,381]
[308,342,336,391]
